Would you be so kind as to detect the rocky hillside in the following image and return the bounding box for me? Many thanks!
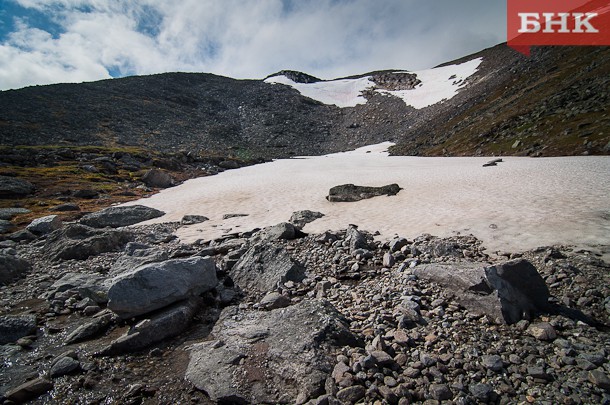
[1,210,609,404]
[0,44,608,160]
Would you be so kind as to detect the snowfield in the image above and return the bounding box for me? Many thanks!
[124,143,610,260]
[264,58,483,109]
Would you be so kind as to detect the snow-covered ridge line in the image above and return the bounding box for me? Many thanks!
[264,57,483,109]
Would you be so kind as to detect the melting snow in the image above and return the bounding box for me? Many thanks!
[264,57,483,109]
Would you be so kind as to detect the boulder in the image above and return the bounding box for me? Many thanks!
[345,225,371,253]
[0,207,30,220]
[26,215,63,235]
[185,299,362,404]
[50,203,81,212]
[141,169,174,188]
[0,219,14,233]
[49,272,108,304]
[110,245,168,277]
[181,215,209,225]
[230,243,306,296]
[4,377,53,403]
[0,251,31,285]
[413,259,550,324]
[107,256,218,319]
[43,224,132,261]
[326,183,401,202]
[65,313,113,344]
[0,176,35,197]
[256,222,298,241]
[99,298,200,355]
[80,205,165,228]
[290,210,325,229]
[72,189,100,199]
[0,314,37,344]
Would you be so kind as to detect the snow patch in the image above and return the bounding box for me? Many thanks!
[264,57,483,110]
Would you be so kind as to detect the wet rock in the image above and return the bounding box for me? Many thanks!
[0,251,31,285]
[326,183,401,202]
[80,205,165,228]
[65,314,113,344]
[50,356,80,378]
[43,224,132,261]
[100,298,200,355]
[26,215,63,235]
[0,314,37,344]
[0,175,35,197]
[230,243,305,296]
[180,215,209,225]
[290,210,325,229]
[4,377,53,403]
[186,299,362,404]
[527,322,557,341]
[142,169,174,188]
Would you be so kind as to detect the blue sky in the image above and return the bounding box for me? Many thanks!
[0,0,506,91]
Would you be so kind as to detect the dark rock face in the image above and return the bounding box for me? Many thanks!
[43,224,132,261]
[79,205,165,228]
[0,314,37,344]
[107,256,218,319]
[266,70,322,83]
[0,251,31,285]
[0,176,35,197]
[413,259,551,324]
[326,183,401,202]
[230,243,306,296]
[185,299,362,404]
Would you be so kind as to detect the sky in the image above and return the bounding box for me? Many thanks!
[0,0,506,91]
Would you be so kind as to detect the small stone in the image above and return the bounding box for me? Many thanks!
[383,252,395,267]
[429,383,452,401]
[481,354,504,372]
[588,369,610,391]
[370,350,395,367]
[469,383,493,401]
[527,322,556,341]
[379,385,399,404]
[336,385,366,403]
[527,366,552,381]
[259,292,291,310]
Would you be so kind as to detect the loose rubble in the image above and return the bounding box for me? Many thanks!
[0,216,608,404]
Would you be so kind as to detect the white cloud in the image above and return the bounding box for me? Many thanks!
[0,0,506,90]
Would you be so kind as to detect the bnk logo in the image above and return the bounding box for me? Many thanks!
[507,0,610,55]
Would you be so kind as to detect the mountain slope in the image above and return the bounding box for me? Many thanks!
[0,43,608,159]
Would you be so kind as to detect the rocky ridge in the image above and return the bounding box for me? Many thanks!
[0,208,608,404]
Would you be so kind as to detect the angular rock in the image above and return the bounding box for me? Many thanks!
[0,219,14,233]
[110,245,168,277]
[336,385,366,403]
[50,203,80,212]
[230,243,306,296]
[429,383,452,401]
[469,383,494,401]
[588,369,610,391]
[345,225,370,253]
[26,215,63,235]
[383,252,395,267]
[389,237,409,253]
[259,292,291,310]
[0,252,31,285]
[186,299,362,404]
[481,354,504,372]
[326,183,401,202]
[142,169,174,188]
[107,256,217,319]
[0,314,37,344]
[181,215,209,225]
[290,210,325,229]
[413,259,550,324]
[65,314,113,344]
[527,322,557,341]
[7,229,37,243]
[4,377,53,403]
[50,356,80,378]
[0,176,35,197]
[73,189,99,199]
[49,272,108,303]
[43,224,132,261]
[100,298,200,355]
[80,205,165,228]
[256,222,298,241]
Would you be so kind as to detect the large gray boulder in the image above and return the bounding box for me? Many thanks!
[141,169,174,188]
[0,314,37,344]
[80,205,165,228]
[100,298,200,355]
[186,299,362,404]
[230,243,306,296]
[413,259,550,324]
[0,176,35,197]
[326,183,401,202]
[0,208,30,220]
[43,224,132,261]
[26,215,63,235]
[107,257,218,319]
[109,244,168,277]
[0,251,31,285]
[255,222,297,242]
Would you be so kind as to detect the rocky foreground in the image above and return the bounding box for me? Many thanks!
[0,206,609,404]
